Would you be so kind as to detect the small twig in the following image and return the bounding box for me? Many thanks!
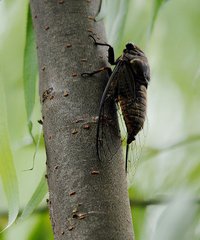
[130,197,200,208]
[1,197,200,220]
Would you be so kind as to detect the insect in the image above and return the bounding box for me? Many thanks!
[82,36,150,171]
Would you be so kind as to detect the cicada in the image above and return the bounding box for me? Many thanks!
[82,36,150,171]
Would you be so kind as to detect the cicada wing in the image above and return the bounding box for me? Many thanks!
[124,63,148,183]
[114,62,147,175]
[126,125,147,185]
[97,60,148,174]
[97,62,123,162]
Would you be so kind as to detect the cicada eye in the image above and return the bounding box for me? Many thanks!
[126,43,135,51]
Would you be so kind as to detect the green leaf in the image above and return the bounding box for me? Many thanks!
[148,0,169,35]
[152,193,197,240]
[27,214,53,240]
[107,0,131,48]
[25,126,43,171]
[95,0,107,21]
[0,81,19,231]
[144,134,200,160]
[23,5,38,140]
[19,173,48,221]
[132,206,146,240]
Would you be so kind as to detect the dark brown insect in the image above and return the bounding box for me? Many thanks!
[82,36,150,171]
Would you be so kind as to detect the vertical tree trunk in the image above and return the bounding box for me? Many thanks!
[30,0,134,239]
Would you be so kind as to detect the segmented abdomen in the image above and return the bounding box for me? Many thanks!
[118,84,147,144]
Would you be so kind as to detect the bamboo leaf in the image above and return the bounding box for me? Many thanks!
[0,81,19,231]
[23,5,38,142]
[19,174,48,221]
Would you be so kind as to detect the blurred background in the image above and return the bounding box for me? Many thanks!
[0,0,200,239]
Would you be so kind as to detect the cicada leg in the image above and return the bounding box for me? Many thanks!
[81,67,112,78]
[88,35,116,65]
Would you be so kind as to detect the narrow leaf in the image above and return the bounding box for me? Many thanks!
[109,0,130,48]
[95,0,107,21]
[23,5,38,140]
[24,126,43,171]
[104,0,120,39]
[144,134,200,160]
[0,81,19,231]
[153,193,197,240]
[148,0,169,36]
[19,173,48,221]
[27,215,54,240]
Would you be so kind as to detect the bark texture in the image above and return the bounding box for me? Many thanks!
[30,0,134,239]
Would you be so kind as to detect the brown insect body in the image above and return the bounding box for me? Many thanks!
[81,37,150,170]
[114,45,150,145]
[118,84,147,144]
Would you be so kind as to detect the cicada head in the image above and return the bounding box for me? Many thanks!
[125,43,135,51]
[125,42,145,57]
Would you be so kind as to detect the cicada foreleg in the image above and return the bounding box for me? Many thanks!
[88,35,116,65]
[81,35,117,77]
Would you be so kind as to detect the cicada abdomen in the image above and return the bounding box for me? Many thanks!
[118,83,148,175]
[118,81,147,144]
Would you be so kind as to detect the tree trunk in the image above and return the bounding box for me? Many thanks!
[30,0,134,239]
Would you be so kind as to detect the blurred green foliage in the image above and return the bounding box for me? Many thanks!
[1,0,200,239]
[27,214,53,240]
[0,80,19,232]
[23,5,38,143]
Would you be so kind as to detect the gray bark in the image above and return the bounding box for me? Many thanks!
[30,0,134,239]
